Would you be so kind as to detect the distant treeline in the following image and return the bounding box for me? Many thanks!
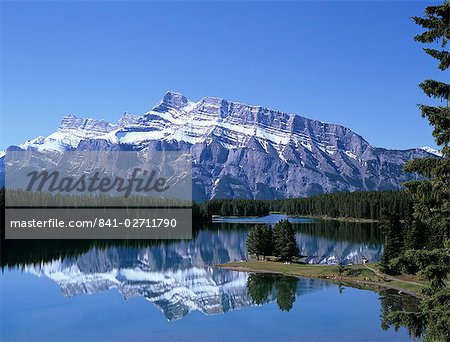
[3,189,191,208]
[1,188,411,222]
[193,190,412,221]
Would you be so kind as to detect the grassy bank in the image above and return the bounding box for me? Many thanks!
[215,261,425,298]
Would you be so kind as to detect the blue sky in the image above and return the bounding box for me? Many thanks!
[0,1,444,150]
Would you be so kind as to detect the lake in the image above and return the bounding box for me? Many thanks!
[0,215,419,341]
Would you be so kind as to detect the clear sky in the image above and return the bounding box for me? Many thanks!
[0,1,445,150]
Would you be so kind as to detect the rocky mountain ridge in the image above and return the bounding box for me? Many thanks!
[2,91,438,200]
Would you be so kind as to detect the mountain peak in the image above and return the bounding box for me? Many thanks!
[59,114,84,129]
[161,91,189,108]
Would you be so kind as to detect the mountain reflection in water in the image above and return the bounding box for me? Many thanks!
[2,218,383,321]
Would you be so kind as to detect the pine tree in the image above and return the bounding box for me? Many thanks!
[380,211,404,273]
[273,220,300,262]
[246,224,273,260]
[383,3,450,341]
[403,1,450,249]
[260,224,274,257]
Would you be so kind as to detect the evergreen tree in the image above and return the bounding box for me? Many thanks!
[380,211,404,273]
[403,0,450,248]
[381,2,450,341]
[246,224,273,260]
[273,220,300,262]
[386,241,450,342]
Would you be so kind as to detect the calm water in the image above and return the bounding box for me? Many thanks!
[0,215,418,341]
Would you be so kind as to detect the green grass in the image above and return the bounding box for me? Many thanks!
[219,261,373,279]
[216,261,425,297]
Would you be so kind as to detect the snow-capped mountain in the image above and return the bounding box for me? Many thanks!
[2,91,435,200]
[420,146,443,157]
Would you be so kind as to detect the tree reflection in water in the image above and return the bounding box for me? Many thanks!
[247,273,299,312]
[379,289,424,339]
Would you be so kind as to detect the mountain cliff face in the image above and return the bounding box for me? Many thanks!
[2,91,437,201]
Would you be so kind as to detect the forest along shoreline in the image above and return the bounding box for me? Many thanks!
[213,213,378,223]
[296,215,378,223]
[208,192,418,298]
[214,261,426,298]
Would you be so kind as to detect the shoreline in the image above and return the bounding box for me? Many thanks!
[292,215,378,223]
[214,261,424,298]
[212,214,378,223]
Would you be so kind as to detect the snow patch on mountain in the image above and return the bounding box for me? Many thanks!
[420,146,443,157]
[11,92,360,158]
